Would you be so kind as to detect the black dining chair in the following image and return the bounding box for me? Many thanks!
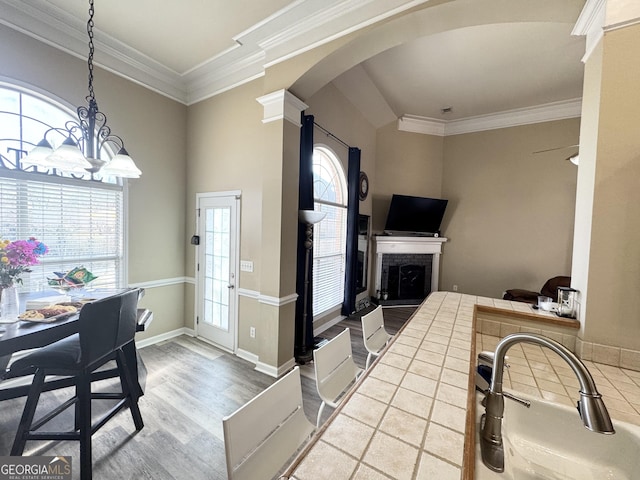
[4,288,144,480]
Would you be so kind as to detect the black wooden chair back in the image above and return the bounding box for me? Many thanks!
[79,288,139,368]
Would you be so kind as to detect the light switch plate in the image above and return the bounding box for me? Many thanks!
[240,260,254,272]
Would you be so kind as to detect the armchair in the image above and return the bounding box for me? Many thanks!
[503,276,571,304]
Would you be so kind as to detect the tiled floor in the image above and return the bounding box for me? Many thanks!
[477,333,640,426]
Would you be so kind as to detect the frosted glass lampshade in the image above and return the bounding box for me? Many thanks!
[299,209,326,224]
[47,137,93,173]
[100,147,141,178]
[22,139,55,168]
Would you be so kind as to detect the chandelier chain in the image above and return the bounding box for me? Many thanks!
[86,0,96,104]
[17,0,141,178]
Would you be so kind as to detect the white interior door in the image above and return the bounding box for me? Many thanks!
[196,193,239,352]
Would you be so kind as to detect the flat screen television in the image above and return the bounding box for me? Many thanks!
[384,194,448,235]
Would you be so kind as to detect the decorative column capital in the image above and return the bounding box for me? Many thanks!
[256,89,308,127]
[573,0,640,63]
[572,0,606,63]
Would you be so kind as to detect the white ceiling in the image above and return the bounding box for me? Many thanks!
[42,0,294,74]
[0,0,588,130]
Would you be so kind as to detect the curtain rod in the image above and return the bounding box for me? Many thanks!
[313,122,351,150]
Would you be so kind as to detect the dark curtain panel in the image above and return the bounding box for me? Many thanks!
[295,114,315,362]
[342,147,361,315]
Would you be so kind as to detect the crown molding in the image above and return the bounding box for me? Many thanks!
[0,0,187,103]
[398,115,446,136]
[0,0,430,105]
[398,98,582,136]
[184,49,267,105]
[255,0,429,68]
[572,0,606,63]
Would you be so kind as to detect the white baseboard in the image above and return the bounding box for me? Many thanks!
[236,348,259,365]
[255,356,296,378]
[136,327,195,349]
[137,328,290,378]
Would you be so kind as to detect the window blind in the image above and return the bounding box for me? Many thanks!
[312,201,346,315]
[311,145,348,317]
[0,170,123,291]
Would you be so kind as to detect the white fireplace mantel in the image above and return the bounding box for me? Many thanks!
[373,235,448,300]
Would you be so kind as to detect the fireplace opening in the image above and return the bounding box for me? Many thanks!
[380,254,433,304]
[400,264,426,299]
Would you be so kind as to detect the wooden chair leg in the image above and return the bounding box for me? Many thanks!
[11,370,46,455]
[116,349,144,430]
[77,371,92,480]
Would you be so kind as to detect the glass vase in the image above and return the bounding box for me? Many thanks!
[0,284,20,321]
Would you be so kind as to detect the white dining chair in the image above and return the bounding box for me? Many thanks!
[361,305,393,370]
[313,327,363,427]
[222,366,315,480]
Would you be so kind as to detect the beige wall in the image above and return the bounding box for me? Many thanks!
[441,119,579,298]
[578,24,640,350]
[186,79,266,291]
[0,25,188,341]
[7,0,638,367]
[186,80,307,371]
[304,82,378,327]
[373,123,444,233]
[185,80,269,355]
[305,82,377,216]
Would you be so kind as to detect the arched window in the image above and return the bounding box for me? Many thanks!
[0,83,124,291]
[312,146,347,316]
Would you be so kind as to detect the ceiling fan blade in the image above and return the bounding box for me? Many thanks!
[532,144,579,154]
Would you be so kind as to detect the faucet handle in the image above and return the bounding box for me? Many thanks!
[503,391,531,408]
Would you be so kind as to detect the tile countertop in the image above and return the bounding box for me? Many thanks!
[282,292,475,480]
[281,292,640,480]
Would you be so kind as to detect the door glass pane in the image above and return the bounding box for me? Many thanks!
[203,205,231,330]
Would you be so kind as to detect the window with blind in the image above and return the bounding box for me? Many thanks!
[0,84,124,292]
[312,146,347,317]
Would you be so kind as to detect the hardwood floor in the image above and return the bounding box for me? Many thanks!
[0,306,415,479]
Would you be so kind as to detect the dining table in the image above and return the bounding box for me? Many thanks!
[0,288,153,401]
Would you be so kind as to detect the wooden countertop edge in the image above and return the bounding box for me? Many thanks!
[462,307,478,480]
[475,304,579,329]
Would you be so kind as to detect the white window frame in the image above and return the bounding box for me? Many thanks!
[0,82,127,292]
[312,145,348,317]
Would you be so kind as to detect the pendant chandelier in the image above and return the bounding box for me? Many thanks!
[23,0,141,179]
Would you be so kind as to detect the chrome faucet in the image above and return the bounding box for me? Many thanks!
[480,332,615,473]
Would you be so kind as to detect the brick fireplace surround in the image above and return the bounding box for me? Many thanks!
[373,235,447,306]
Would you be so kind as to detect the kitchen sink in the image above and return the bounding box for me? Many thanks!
[475,393,640,479]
